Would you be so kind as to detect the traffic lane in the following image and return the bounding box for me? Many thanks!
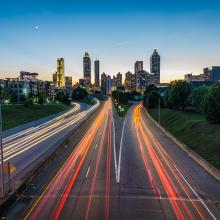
[24,101,105,220]
[135,109,200,219]
[2,103,81,141]
[58,109,110,220]
[140,106,220,199]
[1,103,99,198]
[9,111,90,178]
[139,105,220,219]
[5,102,99,169]
[112,105,167,220]
[3,106,85,161]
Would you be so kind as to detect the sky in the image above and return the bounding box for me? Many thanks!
[1,0,220,83]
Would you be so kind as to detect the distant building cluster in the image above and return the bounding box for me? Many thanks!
[2,48,219,101]
[0,71,55,102]
[184,66,220,88]
[0,49,161,98]
[97,49,161,95]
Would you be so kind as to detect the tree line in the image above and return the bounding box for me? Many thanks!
[0,86,90,107]
[143,81,220,124]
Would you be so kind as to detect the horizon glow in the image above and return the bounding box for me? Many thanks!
[1,0,220,83]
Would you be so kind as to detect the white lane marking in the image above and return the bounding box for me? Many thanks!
[95,144,98,150]
[112,114,118,182]
[173,165,217,220]
[117,117,127,183]
[86,166,91,179]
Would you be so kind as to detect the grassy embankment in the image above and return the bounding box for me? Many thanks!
[2,104,70,131]
[149,108,220,170]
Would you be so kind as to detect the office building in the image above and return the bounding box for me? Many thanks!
[53,58,65,88]
[134,61,143,75]
[205,66,220,81]
[124,71,136,92]
[106,75,112,95]
[111,76,117,91]
[20,71,39,81]
[65,76,73,88]
[83,52,91,90]
[94,60,100,88]
[184,73,207,82]
[150,49,160,84]
[116,72,122,87]
[136,70,150,93]
[101,72,107,94]
[79,78,84,87]
[5,78,30,102]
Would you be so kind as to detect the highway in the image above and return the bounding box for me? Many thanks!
[23,99,220,220]
[1,101,100,191]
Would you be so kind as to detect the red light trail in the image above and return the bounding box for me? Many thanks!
[25,102,108,220]
[133,104,210,220]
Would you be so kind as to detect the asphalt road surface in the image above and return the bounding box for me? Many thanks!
[24,99,220,220]
[1,101,99,191]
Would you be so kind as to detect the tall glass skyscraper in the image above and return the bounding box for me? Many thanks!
[94,60,100,88]
[134,61,143,75]
[53,58,65,88]
[83,52,91,90]
[150,49,160,84]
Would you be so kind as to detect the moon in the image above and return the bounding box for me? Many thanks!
[35,25,39,30]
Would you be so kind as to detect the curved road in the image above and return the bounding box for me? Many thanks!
[1,101,100,192]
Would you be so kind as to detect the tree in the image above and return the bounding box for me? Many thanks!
[143,91,161,109]
[202,82,220,123]
[56,92,65,102]
[112,91,128,104]
[38,93,47,104]
[190,86,209,112]
[144,84,158,96]
[61,95,71,105]
[168,80,191,110]
[72,87,88,100]
[129,91,141,101]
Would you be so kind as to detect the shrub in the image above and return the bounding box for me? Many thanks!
[190,86,209,112]
[202,82,220,123]
[168,80,191,110]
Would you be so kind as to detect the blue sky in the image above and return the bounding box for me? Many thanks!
[1,0,220,82]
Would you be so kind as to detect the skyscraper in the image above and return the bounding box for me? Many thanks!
[116,72,122,87]
[150,49,160,84]
[124,71,136,92]
[83,52,91,90]
[136,70,150,93]
[106,75,112,95]
[206,66,220,81]
[101,72,107,94]
[94,60,100,88]
[134,61,143,75]
[65,76,73,88]
[53,58,65,88]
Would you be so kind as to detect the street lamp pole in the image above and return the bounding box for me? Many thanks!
[0,99,4,198]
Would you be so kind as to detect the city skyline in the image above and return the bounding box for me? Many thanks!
[1,0,220,82]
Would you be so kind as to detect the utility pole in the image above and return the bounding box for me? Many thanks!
[158,97,161,124]
[0,99,4,198]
